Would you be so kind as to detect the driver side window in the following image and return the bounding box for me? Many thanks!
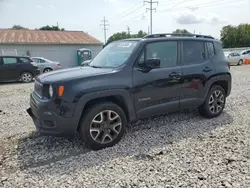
[147,41,177,67]
[137,41,178,68]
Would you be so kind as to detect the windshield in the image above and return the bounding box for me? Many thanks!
[90,41,138,68]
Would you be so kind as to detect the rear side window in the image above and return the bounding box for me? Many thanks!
[19,57,31,63]
[146,41,177,67]
[40,59,46,63]
[2,57,18,64]
[32,58,39,63]
[214,42,225,59]
[182,41,205,65]
[206,42,215,58]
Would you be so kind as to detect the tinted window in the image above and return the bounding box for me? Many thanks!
[3,57,18,64]
[214,42,225,59]
[182,41,205,65]
[19,57,31,63]
[32,58,39,63]
[40,59,46,63]
[234,53,240,56]
[206,42,215,58]
[146,41,177,67]
[138,52,145,65]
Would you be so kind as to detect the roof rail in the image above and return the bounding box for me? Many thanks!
[143,33,214,39]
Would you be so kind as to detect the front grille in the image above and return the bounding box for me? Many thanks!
[34,80,43,98]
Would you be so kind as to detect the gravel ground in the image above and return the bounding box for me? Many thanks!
[0,66,250,188]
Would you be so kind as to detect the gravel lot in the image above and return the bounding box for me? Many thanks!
[0,66,250,188]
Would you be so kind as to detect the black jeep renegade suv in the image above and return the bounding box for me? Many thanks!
[27,33,231,150]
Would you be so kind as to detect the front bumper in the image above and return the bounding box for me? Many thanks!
[26,93,78,137]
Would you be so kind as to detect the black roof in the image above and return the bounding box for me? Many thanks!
[0,55,30,58]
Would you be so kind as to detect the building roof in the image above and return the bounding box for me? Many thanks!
[0,29,102,45]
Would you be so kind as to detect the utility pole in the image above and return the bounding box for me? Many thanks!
[144,0,158,34]
[127,26,131,35]
[101,16,109,44]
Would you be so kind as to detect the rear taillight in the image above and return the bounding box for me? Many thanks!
[57,63,61,67]
[31,62,37,66]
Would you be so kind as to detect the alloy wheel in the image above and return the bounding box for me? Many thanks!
[22,73,32,82]
[89,110,122,144]
[208,90,225,114]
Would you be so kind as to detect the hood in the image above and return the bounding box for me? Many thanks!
[37,66,114,83]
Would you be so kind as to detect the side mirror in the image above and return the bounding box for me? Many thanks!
[81,60,92,66]
[145,58,160,69]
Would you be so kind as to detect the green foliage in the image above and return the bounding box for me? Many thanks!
[39,25,65,31]
[106,30,147,45]
[172,29,191,34]
[221,24,250,48]
[11,25,28,30]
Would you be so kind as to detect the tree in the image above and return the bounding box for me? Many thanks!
[39,25,65,31]
[172,29,191,34]
[11,25,28,30]
[106,30,147,45]
[220,24,250,48]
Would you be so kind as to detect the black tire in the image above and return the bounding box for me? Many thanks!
[43,68,52,73]
[199,85,226,118]
[79,102,127,150]
[20,72,33,83]
[238,59,243,66]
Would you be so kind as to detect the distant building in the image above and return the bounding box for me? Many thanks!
[0,29,102,67]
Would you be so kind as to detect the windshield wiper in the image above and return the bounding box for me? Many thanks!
[90,65,102,68]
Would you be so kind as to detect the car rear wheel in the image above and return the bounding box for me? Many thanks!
[79,102,127,150]
[238,60,243,66]
[44,68,52,73]
[21,72,33,83]
[199,85,226,118]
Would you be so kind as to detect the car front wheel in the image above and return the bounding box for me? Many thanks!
[199,85,226,118]
[238,60,243,66]
[79,102,127,150]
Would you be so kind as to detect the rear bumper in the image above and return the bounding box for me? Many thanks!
[27,94,78,137]
[32,69,41,77]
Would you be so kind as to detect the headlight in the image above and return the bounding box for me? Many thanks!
[49,85,53,98]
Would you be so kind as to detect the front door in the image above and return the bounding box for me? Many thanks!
[180,40,216,108]
[1,57,20,80]
[132,41,182,118]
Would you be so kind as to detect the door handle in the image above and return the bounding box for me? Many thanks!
[169,72,181,79]
[203,67,213,73]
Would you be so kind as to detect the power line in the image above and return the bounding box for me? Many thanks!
[170,0,188,9]
[144,0,159,34]
[100,16,109,44]
[159,0,242,13]
[109,2,144,22]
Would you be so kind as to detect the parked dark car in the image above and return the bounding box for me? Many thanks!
[0,56,40,83]
[27,33,231,150]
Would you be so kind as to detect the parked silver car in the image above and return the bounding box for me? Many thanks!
[224,52,244,66]
[31,57,62,73]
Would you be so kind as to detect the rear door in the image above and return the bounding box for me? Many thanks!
[180,40,216,108]
[1,57,20,80]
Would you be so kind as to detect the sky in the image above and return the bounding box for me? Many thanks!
[0,0,249,42]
